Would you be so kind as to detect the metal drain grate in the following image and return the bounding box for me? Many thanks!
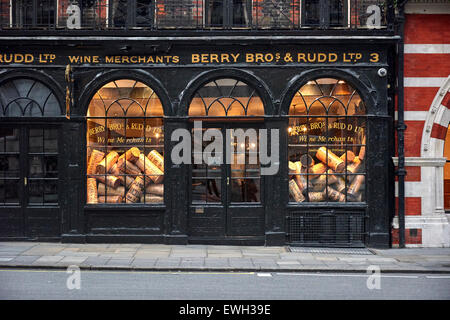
[288,247,374,255]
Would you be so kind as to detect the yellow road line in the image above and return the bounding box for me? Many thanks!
[0,269,254,275]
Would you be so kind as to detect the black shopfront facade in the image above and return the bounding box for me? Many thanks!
[0,37,396,248]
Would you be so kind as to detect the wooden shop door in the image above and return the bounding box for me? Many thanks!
[0,125,61,239]
[188,123,265,238]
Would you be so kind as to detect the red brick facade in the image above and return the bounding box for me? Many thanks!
[395,5,450,246]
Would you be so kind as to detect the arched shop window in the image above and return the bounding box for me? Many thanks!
[288,78,366,203]
[0,78,62,117]
[86,79,164,205]
[188,78,264,117]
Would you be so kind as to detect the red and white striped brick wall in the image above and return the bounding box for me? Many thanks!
[394,4,450,247]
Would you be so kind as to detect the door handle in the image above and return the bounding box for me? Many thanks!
[227,177,230,185]
[24,177,27,186]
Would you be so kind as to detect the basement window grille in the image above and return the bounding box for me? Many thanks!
[287,210,366,247]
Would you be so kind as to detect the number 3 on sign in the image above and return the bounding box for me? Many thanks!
[370,53,379,63]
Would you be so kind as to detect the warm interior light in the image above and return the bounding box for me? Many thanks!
[288,127,292,133]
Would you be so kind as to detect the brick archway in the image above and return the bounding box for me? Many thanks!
[421,76,450,158]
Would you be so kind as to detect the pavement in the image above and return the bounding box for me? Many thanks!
[0,242,449,273]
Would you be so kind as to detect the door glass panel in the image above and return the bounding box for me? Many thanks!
[0,127,21,206]
[3,179,20,204]
[28,179,43,204]
[229,127,261,203]
[0,155,20,177]
[44,180,58,204]
[207,165,221,178]
[44,129,58,153]
[206,178,221,203]
[29,128,43,153]
[44,156,58,178]
[2,128,20,152]
[191,127,223,204]
[192,178,207,203]
[28,155,43,177]
[27,127,59,206]
[230,178,260,202]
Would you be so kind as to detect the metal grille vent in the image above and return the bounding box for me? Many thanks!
[287,210,366,247]
[288,247,373,255]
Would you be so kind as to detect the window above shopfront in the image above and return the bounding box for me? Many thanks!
[0,0,393,31]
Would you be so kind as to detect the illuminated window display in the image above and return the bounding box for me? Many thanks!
[86,79,164,204]
[288,78,366,203]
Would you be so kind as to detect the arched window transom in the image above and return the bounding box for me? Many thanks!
[0,79,62,117]
[189,78,264,117]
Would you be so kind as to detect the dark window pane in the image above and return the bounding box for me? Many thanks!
[0,179,20,204]
[0,155,20,178]
[232,0,250,27]
[29,156,43,178]
[29,128,43,153]
[206,0,223,26]
[4,179,20,204]
[330,0,344,27]
[0,179,3,204]
[0,128,19,152]
[4,128,20,152]
[136,0,153,27]
[44,156,58,178]
[44,129,58,153]
[303,0,320,26]
[111,0,127,27]
[44,180,58,204]
[12,0,34,27]
[28,180,43,204]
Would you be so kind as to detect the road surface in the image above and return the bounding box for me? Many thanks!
[0,269,449,300]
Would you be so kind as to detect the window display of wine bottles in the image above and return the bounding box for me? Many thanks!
[288,77,366,203]
[86,147,164,204]
[85,79,165,205]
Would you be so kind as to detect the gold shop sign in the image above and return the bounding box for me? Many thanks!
[289,121,364,143]
[0,51,381,65]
